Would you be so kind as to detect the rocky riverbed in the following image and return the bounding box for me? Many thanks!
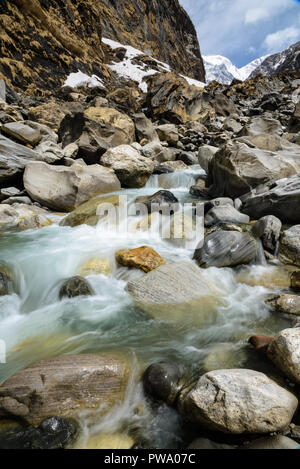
[0,69,300,449]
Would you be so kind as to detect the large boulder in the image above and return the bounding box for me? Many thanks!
[208,141,298,199]
[267,328,300,384]
[0,204,51,231]
[28,100,83,131]
[1,122,42,146]
[134,190,179,214]
[24,161,120,212]
[155,124,179,146]
[141,142,175,163]
[194,231,258,268]
[133,113,159,143]
[146,72,209,124]
[279,225,300,267]
[101,145,154,188]
[60,194,120,228]
[204,205,250,227]
[0,135,39,185]
[126,262,217,318]
[266,294,300,316]
[58,108,135,163]
[0,354,130,426]
[198,145,218,172]
[241,175,300,224]
[238,116,283,137]
[252,215,282,252]
[115,246,165,273]
[178,369,298,434]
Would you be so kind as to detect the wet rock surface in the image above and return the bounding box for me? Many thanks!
[194,231,258,268]
[0,354,130,426]
[0,417,76,450]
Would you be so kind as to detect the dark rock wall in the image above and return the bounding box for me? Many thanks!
[0,0,205,94]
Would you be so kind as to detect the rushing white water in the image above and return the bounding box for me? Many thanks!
[0,166,294,448]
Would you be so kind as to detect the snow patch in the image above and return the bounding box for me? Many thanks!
[63,70,105,89]
[102,37,205,92]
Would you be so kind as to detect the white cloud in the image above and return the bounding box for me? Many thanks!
[180,0,300,66]
[263,26,300,53]
[245,8,268,24]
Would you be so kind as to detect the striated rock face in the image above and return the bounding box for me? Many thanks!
[0,0,205,94]
[0,0,106,94]
[99,0,205,82]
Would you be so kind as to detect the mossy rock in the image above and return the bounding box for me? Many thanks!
[60,195,120,228]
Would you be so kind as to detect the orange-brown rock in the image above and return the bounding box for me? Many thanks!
[115,246,165,273]
[248,335,275,355]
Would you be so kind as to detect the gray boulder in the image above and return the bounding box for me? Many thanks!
[194,231,257,268]
[198,145,218,172]
[126,262,215,318]
[101,145,154,188]
[155,124,179,146]
[252,215,282,252]
[178,369,298,434]
[266,294,300,316]
[141,142,175,163]
[241,175,300,224]
[205,204,250,227]
[1,122,42,146]
[133,113,159,143]
[238,116,283,137]
[279,225,300,266]
[134,190,179,214]
[24,160,121,212]
[0,135,39,185]
[208,141,297,199]
[267,328,300,384]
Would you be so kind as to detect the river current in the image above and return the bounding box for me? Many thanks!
[0,166,293,448]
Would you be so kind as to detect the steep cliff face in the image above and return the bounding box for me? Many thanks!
[99,0,205,82]
[0,0,205,95]
[0,0,107,95]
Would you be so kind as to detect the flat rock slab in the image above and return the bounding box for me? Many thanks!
[0,354,130,426]
[126,262,218,318]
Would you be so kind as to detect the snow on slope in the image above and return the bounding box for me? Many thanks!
[64,70,105,88]
[238,56,268,80]
[103,37,205,92]
[204,54,269,84]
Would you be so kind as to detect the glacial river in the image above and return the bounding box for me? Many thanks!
[0,166,293,448]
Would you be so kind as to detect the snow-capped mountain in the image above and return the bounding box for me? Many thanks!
[204,55,268,85]
[249,41,300,78]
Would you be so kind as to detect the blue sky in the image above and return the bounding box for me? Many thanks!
[180,0,300,67]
